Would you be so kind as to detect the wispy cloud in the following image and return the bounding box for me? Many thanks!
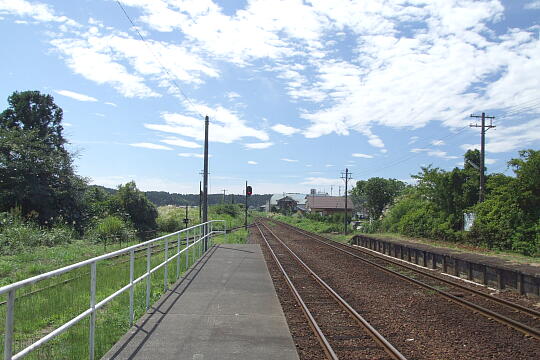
[352,153,373,159]
[226,91,240,99]
[408,136,419,145]
[271,123,300,136]
[302,177,341,186]
[431,140,445,146]
[245,142,273,149]
[178,153,204,158]
[130,142,173,150]
[160,137,201,149]
[146,105,268,144]
[55,89,97,102]
[281,158,298,162]
[247,160,258,165]
[105,102,117,107]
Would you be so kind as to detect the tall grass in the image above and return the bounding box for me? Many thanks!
[0,232,207,359]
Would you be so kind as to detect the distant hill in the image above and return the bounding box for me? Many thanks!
[145,191,272,208]
[88,185,271,208]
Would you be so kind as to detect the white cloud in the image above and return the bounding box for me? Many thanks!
[245,142,273,149]
[145,105,268,144]
[352,153,373,159]
[95,113,105,117]
[427,150,459,160]
[408,136,419,145]
[130,142,173,150]
[226,91,240,99]
[55,89,97,102]
[524,1,540,10]
[105,102,117,107]
[271,123,300,136]
[460,143,480,151]
[325,164,334,167]
[281,158,298,162]
[485,158,497,165]
[51,37,160,98]
[485,118,540,153]
[301,177,341,186]
[160,137,201,148]
[431,140,445,146]
[247,160,258,165]
[0,0,78,26]
[178,152,204,158]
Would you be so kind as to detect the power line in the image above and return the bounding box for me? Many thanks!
[115,0,205,119]
[355,126,470,178]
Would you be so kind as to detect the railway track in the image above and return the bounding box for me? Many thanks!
[265,218,540,340]
[254,220,407,360]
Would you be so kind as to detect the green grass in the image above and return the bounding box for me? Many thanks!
[0,229,234,359]
[271,213,540,266]
[0,205,250,359]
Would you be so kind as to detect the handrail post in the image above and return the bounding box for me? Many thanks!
[146,244,151,310]
[176,233,181,279]
[129,249,134,327]
[185,230,189,271]
[89,262,97,360]
[3,289,15,360]
[164,238,169,292]
[225,221,228,243]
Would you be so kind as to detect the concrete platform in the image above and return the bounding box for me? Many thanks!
[103,244,299,360]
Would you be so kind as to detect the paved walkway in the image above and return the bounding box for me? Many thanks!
[103,244,299,360]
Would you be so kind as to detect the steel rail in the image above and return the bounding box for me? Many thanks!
[269,218,540,319]
[257,221,407,360]
[265,218,540,340]
[254,222,338,360]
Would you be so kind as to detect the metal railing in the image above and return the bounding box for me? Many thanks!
[0,220,226,360]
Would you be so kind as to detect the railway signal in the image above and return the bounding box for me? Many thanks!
[245,182,251,228]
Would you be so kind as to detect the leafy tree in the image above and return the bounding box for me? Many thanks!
[351,177,405,219]
[114,181,158,235]
[0,91,87,228]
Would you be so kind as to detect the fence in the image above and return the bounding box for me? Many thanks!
[351,234,540,298]
[0,220,226,360]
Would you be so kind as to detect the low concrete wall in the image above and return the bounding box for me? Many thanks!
[351,235,540,298]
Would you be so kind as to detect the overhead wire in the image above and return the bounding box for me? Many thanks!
[114,0,205,119]
[355,126,470,178]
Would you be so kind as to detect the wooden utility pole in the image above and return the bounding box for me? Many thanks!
[202,115,209,251]
[221,189,227,204]
[199,181,202,222]
[341,169,352,234]
[244,181,248,229]
[470,112,495,203]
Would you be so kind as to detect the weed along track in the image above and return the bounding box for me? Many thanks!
[259,218,540,359]
[268,218,540,338]
[254,221,406,360]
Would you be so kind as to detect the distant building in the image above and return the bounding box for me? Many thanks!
[305,195,354,216]
[276,196,297,214]
[267,193,308,212]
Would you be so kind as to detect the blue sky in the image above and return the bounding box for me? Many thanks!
[1,0,539,195]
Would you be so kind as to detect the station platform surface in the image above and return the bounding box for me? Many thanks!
[103,244,299,360]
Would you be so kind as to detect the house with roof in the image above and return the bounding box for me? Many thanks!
[305,195,354,216]
[267,193,308,212]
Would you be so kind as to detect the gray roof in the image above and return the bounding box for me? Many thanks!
[306,195,353,210]
[269,193,308,205]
